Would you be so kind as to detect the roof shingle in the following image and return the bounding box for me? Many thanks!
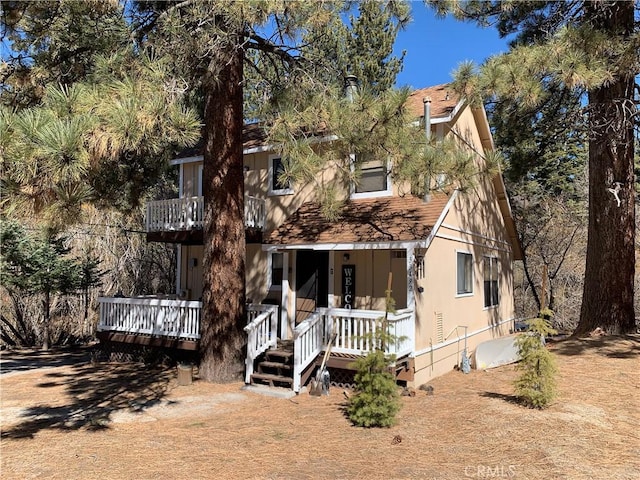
[405,84,459,120]
[265,194,450,246]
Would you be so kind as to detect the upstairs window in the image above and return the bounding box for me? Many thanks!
[456,251,473,296]
[351,155,392,199]
[269,156,293,195]
[484,256,499,307]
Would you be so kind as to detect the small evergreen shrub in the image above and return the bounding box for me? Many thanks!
[347,284,401,427]
[514,315,558,409]
[347,349,400,427]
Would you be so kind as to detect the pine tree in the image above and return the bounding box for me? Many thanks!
[1,0,130,108]
[0,220,91,349]
[514,314,558,409]
[346,0,408,94]
[488,81,588,321]
[429,0,638,335]
[1,52,200,227]
[348,284,401,427]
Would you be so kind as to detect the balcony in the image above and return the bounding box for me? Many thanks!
[145,195,266,243]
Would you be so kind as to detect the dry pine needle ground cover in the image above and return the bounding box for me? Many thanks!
[1,335,639,480]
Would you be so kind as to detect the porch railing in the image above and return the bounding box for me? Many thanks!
[145,195,266,232]
[244,304,279,383]
[98,297,202,340]
[324,308,414,358]
[290,308,415,392]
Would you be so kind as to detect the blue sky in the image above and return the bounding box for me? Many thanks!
[393,5,511,89]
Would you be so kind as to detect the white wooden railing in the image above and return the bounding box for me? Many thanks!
[98,297,202,340]
[292,311,326,392]
[324,308,414,358]
[290,308,415,392]
[146,196,204,232]
[97,298,413,391]
[145,195,266,232]
[245,196,266,229]
[244,304,279,383]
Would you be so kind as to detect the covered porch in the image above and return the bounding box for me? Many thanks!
[245,305,414,391]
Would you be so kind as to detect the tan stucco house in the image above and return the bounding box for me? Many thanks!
[98,84,522,392]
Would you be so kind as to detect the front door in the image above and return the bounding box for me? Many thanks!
[295,250,329,323]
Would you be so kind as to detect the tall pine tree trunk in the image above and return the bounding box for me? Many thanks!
[576,1,636,335]
[199,34,247,381]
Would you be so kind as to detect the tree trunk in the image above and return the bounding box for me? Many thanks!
[576,2,636,335]
[42,289,50,350]
[198,34,247,381]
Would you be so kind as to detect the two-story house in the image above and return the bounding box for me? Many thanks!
[97,84,522,392]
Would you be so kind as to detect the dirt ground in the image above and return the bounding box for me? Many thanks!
[1,336,639,480]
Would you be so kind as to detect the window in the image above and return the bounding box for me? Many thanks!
[456,252,473,295]
[270,252,284,289]
[351,155,392,199]
[269,156,292,195]
[484,256,499,307]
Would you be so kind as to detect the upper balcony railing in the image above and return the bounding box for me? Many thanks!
[145,195,266,232]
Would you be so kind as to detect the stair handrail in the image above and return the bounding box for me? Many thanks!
[292,311,325,392]
[244,304,278,384]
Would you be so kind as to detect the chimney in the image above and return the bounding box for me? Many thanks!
[423,96,432,141]
[345,75,358,102]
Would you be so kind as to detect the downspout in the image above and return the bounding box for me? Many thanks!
[423,96,432,203]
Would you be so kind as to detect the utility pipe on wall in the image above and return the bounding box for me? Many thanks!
[423,96,432,202]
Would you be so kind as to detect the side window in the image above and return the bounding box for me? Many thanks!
[483,256,499,307]
[456,252,473,296]
[270,252,284,290]
[351,155,392,199]
[269,156,293,195]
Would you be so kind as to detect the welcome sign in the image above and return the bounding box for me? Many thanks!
[342,265,355,309]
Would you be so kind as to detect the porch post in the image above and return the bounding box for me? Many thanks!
[280,251,290,340]
[176,246,182,296]
[406,246,415,309]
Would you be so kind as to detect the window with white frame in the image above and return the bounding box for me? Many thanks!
[456,251,473,295]
[269,252,284,289]
[269,156,293,195]
[484,256,499,307]
[351,155,391,198]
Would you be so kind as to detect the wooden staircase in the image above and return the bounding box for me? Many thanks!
[250,342,294,389]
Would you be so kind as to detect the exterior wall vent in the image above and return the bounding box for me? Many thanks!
[436,312,444,343]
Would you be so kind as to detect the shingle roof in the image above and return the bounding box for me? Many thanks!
[265,194,450,246]
[175,123,268,159]
[405,84,460,120]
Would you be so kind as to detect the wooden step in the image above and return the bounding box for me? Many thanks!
[258,361,292,371]
[250,372,294,387]
[265,349,293,362]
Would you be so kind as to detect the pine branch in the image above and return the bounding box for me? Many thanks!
[245,33,303,67]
